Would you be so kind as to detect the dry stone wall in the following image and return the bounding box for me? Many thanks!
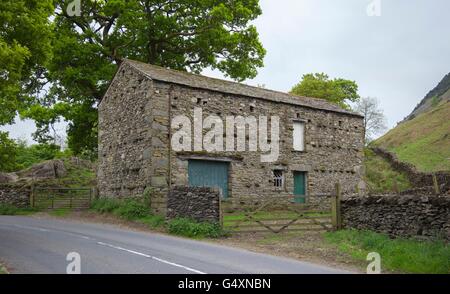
[0,184,30,208]
[342,194,450,240]
[167,186,221,223]
[372,147,450,192]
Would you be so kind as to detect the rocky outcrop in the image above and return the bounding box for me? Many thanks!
[16,160,67,179]
[342,194,450,240]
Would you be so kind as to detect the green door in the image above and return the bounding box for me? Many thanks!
[293,171,306,203]
[188,160,229,198]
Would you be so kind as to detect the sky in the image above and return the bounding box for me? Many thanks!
[2,0,450,144]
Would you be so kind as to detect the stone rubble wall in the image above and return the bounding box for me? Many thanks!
[371,147,450,192]
[342,194,450,240]
[0,184,30,208]
[98,62,365,216]
[167,186,221,223]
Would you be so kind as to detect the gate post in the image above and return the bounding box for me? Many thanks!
[331,182,342,230]
[30,183,35,208]
[433,174,440,195]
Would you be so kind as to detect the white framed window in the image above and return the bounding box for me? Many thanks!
[273,170,284,188]
[293,121,305,151]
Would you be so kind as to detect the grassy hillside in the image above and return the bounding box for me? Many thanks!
[364,149,411,193]
[374,98,450,172]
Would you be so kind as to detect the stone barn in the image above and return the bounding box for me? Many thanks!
[98,59,365,214]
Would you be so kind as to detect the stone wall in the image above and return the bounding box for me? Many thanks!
[372,147,450,192]
[167,186,221,223]
[342,194,450,240]
[0,184,30,208]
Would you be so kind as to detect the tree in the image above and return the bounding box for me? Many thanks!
[353,97,387,144]
[0,0,53,125]
[290,73,360,109]
[0,132,17,172]
[23,0,266,156]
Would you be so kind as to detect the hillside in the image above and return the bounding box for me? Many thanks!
[402,72,450,122]
[374,86,450,172]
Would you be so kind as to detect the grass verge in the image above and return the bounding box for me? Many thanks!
[324,229,450,273]
[0,204,38,216]
[0,263,8,274]
[90,198,223,238]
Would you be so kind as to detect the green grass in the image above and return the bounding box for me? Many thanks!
[374,100,450,172]
[167,218,224,239]
[0,204,38,215]
[364,148,412,193]
[90,197,150,220]
[90,197,222,238]
[48,208,71,217]
[0,264,8,274]
[324,229,450,274]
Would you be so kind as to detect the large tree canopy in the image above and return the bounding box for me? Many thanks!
[0,0,53,125]
[290,73,360,109]
[22,0,266,156]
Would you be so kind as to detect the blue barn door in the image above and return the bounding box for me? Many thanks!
[188,160,229,198]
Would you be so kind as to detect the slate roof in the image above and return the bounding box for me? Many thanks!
[124,59,363,117]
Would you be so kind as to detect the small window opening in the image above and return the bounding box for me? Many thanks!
[273,170,284,188]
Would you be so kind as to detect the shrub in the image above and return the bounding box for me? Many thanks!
[168,218,223,238]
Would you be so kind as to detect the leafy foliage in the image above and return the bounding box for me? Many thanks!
[0,132,17,172]
[0,0,53,125]
[22,0,266,155]
[290,73,360,109]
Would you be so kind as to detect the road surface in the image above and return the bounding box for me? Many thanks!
[0,215,350,274]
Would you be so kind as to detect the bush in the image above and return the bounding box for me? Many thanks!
[168,218,223,238]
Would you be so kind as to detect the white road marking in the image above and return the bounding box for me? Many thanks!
[97,241,206,274]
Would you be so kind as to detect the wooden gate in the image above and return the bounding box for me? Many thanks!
[31,187,93,210]
[222,184,342,234]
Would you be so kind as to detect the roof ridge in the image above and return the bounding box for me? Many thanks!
[123,59,362,117]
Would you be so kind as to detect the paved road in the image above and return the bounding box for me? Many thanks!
[0,216,350,274]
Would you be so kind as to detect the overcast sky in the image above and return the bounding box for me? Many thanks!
[2,0,450,144]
